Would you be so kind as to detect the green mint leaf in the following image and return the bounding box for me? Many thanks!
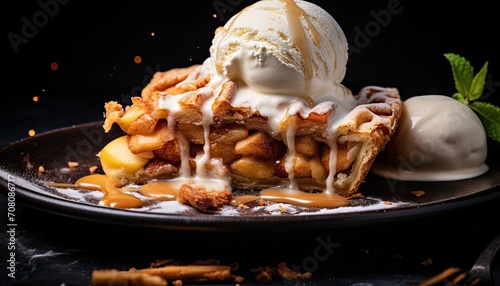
[452,93,468,104]
[445,53,500,142]
[469,61,488,101]
[444,53,474,98]
[469,101,500,142]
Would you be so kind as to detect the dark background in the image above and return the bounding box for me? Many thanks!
[2,0,499,147]
[1,1,500,285]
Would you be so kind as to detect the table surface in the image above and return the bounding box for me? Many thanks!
[1,190,500,286]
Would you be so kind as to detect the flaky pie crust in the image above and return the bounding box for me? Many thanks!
[103,64,403,199]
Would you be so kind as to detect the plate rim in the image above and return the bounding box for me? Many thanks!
[3,175,499,232]
[1,121,500,232]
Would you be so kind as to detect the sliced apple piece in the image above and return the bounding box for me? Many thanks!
[234,131,279,159]
[127,122,174,154]
[117,105,146,132]
[98,135,150,177]
[230,157,275,179]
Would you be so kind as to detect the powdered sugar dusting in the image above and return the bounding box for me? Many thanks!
[300,199,409,215]
[47,185,411,216]
[53,187,103,204]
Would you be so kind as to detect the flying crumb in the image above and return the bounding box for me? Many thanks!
[421,258,433,265]
[410,190,425,197]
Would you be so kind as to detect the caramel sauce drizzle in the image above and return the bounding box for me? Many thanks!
[230,195,260,206]
[48,174,350,209]
[260,186,349,208]
[281,0,318,107]
[75,174,143,208]
[139,181,178,200]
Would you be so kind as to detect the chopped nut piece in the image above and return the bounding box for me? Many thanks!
[238,204,250,209]
[89,166,98,174]
[278,204,287,213]
[410,190,426,197]
[68,161,79,168]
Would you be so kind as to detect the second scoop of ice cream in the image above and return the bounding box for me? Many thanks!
[206,0,351,105]
[371,95,489,181]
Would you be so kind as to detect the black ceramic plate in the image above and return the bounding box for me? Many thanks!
[1,121,499,232]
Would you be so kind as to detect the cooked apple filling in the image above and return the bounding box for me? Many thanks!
[100,64,402,200]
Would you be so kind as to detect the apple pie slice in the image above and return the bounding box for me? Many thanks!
[100,64,402,208]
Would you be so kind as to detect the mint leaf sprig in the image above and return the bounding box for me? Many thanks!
[444,53,500,142]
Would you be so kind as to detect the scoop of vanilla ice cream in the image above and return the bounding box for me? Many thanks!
[205,0,351,105]
[371,95,488,181]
